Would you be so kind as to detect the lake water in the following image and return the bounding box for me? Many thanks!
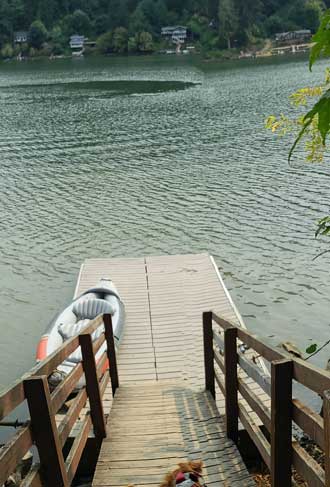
[1,54,330,393]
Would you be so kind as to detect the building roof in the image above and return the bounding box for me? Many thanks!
[275,29,312,38]
[161,26,187,33]
[70,35,85,41]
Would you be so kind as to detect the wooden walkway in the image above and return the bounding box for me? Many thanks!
[75,254,257,486]
[93,382,254,486]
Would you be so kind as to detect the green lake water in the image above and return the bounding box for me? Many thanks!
[0,54,330,394]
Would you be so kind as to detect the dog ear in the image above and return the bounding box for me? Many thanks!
[190,460,204,472]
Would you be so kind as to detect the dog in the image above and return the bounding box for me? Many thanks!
[160,460,206,487]
[127,460,206,487]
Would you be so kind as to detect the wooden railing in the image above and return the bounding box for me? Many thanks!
[0,313,118,487]
[203,311,330,487]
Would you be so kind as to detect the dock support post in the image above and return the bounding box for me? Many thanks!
[271,358,292,487]
[79,333,106,439]
[24,376,69,487]
[104,313,119,396]
[224,327,238,443]
[203,311,215,399]
[323,390,330,487]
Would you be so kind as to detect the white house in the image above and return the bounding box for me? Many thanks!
[161,26,187,43]
[14,31,29,44]
[275,30,312,43]
[69,35,86,49]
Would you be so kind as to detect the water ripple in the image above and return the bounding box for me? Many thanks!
[1,55,330,388]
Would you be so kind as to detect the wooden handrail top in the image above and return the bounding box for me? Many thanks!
[0,314,105,420]
[211,311,330,395]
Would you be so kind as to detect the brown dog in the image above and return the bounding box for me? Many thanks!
[160,460,205,487]
[127,461,205,487]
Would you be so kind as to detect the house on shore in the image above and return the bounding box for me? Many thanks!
[14,31,29,44]
[69,35,86,56]
[70,35,85,49]
[275,30,312,44]
[161,26,188,44]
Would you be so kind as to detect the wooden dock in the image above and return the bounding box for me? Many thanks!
[75,254,244,388]
[2,253,330,486]
[76,254,256,486]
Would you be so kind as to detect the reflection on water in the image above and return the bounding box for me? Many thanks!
[0,54,330,395]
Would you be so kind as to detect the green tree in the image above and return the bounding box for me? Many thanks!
[70,9,91,34]
[38,0,56,29]
[129,5,151,34]
[128,34,137,51]
[28,19,48,48]
[108,0,129,29]
[264,14,283,36]
[94,14,110,35]
[304,0,324,32]
[112,26,128,52]
[1,42,14,58]
[136,30,153,51]
[218,0,238,48]
[50,25,66,53]
[155,0,169,28]
[96,30,113,53]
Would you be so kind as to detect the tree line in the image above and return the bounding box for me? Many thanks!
[0,0,326,57]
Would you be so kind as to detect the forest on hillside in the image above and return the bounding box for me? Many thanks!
[0,0,327,56]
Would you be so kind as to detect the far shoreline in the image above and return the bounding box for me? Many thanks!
[0,49,310,67]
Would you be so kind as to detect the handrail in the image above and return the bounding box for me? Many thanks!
[203,311,330,487]
[0,313,118,487]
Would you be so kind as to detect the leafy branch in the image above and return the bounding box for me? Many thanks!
[288,10,330,161]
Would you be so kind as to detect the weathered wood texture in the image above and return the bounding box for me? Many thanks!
[271,359,292,487]
[93,381,255,487]
[224,327,239,442]
[324,390,330,487]
[75,254,256,486]
[203,311,215,398]
[24,376,69,487]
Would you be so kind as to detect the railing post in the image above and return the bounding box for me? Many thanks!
[23,376,69,487]
[79,333,106,439]
[103,313,119,396]
[203,311,215,399]
[271,358,293,487]
[323,389,330,487]
[224,327,238,443]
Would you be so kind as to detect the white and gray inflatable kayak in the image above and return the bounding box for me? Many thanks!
[36,278,125,387]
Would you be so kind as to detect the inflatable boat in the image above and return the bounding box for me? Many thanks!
[36,278,125,387]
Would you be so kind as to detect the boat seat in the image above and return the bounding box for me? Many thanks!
[73,298,114,321]
[58,319,90,342]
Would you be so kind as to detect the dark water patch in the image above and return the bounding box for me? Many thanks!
[2,79,198,97]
